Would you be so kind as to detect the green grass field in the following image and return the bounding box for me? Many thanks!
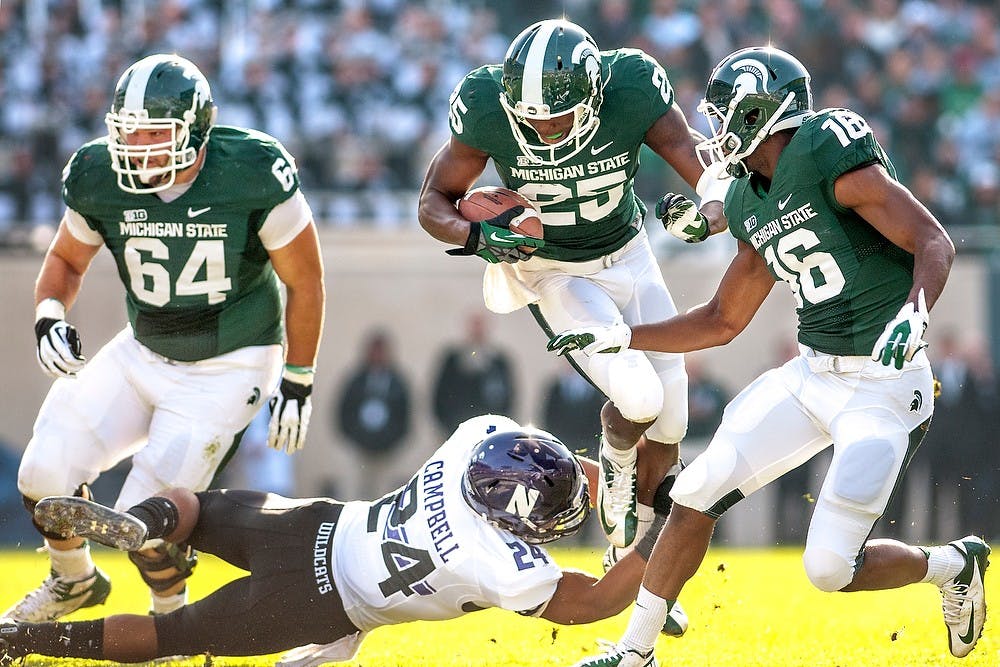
[1,545,995,667]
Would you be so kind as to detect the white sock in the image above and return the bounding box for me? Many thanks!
[151,587,187,615]
[920,545,967,587]
[619,585,668,653]
[636,503,655,539]
[49,542,95,580]
[601,437,637,466]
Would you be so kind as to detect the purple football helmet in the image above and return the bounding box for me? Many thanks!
[462,428,590,544]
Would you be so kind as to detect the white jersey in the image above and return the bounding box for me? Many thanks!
[331,415,563,631]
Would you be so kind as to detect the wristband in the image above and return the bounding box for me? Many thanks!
[696,164,731,206]
[283,363,315,385]
[35,298,66,322]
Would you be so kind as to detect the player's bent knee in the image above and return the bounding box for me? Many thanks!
[595,352,664,423]
[802,546,854,592]
[17,457,76,502]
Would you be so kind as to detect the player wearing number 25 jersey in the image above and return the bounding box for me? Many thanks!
[420,19,729,557]
[5,54,325,624]
[552,47,988,667]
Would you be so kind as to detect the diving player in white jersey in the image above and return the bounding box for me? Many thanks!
[0,415,687,666]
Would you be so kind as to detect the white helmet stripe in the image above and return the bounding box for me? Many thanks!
[122,56,163,111]
[522,21,559,105]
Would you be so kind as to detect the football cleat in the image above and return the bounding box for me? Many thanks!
[939,535,990,658]
[34,496,148,552]
[1,568,111,622]
[570,640,657,667]
[661,601,689,638]
[598,452,639,548]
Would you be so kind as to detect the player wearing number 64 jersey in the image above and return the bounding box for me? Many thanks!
[6,54,324,624]
[0,415,688,665]
[550,47,989,667]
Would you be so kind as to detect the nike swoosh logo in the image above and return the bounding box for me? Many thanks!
[777,194,793,210]
[490,231,527,242]
[187,206,212,218]
[959,601,977,644]
[591,141,614,155]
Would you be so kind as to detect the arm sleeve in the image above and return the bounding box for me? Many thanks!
[63,208,103,246]
[258,190,314,250]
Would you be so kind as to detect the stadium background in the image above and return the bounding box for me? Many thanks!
[0,0,998,547]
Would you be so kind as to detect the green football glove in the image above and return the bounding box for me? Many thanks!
[657,193,710,243]
[870,289,929,369]
[546,321,633,357]
[446,207,545,263]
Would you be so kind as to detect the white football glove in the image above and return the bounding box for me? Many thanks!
[268,366,313,454]
[870,289,928,370]
[546,321,632,357]
[656,193,710,243]
[34,299,86,379]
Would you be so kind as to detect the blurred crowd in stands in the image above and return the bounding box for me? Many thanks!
[0,0,998,245]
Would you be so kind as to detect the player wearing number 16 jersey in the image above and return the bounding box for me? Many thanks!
[550,47,988,666]
[419,18,729,558]
[5,54,325,623]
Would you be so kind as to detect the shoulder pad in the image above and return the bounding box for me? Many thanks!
[62,139,113,211]
[798,109,890,183]
[449,66,506,148]
[209,126,300,204]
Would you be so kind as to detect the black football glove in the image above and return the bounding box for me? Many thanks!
[446,206,545,263]
[35,317,86,379]
[268,368,313,454]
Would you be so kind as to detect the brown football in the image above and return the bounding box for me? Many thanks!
[458,186,543,253]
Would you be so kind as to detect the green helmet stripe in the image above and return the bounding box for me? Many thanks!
[522,22,557,105]
[122,58,160,112]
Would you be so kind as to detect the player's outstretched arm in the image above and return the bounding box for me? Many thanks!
[540,549,648,625]
[549,241,774,357]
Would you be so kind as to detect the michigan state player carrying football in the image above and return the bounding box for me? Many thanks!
[0,416,687,665]
[549,47,988,665]
[419,19,729,562]
[4,54,325,622]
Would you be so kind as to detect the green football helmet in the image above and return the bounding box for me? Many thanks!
[105,54,217,193]
[500,19,604,166]
[696,46,813,178]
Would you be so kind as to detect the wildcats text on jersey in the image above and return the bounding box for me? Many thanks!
[313,521,336,595]
[748,202,818,249]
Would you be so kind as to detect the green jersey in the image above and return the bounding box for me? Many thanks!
[62,126,301,361]
[726,108,914,356]
[450,49,674,262]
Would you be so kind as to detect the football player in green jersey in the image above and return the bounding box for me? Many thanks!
[4,54,326,624]
[549,47,988,666]
[418,19,729,560]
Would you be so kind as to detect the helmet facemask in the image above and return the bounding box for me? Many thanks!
[105,54,216,194]
[695,47,813,178]
[501,20,605,166]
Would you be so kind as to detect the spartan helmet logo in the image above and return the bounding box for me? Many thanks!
[729,57,771,97]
